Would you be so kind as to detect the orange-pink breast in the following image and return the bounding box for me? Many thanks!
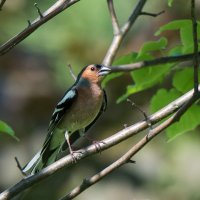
[58,84,103,132]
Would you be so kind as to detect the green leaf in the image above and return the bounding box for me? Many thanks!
[137,37,168,58]
[102,52,138,87]
[117,63,172,103]
[168,45,183,56]
[0,120,19,141]
[150,88,181,113]
[167,105,200,141]
[155,20,191,36]
[154,20,200,54]
[150,89,200,142]
[113,52,138,65]
[180,22,193,53]
[172,68,200,93]
[182,21,200,53]
[168,0,174,7]
[116,38,172,103]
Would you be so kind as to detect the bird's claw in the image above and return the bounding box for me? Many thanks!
[69,149,84,163]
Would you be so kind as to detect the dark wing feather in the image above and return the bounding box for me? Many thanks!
[62,90,107,151]
[48,88,78,133]
[41,88,78,163]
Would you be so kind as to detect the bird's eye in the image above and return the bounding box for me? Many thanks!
[91,67,95,71]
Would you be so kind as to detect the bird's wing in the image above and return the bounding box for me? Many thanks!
[62,90,107,151]
[48,88,78,134]
[23,88,78,173]
[41,88,78,158]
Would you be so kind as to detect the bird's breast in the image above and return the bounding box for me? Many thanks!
[59,85,103,132]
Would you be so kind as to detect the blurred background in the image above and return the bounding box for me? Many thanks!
[0,0,200,199]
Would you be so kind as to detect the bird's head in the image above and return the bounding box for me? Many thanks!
[80,64,111,84]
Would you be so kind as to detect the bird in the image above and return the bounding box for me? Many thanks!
[22,64,111,175]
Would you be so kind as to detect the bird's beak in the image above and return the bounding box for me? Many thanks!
[98,66,111,76]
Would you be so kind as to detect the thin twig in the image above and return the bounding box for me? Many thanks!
[127,98,148,120]
[67,64,77,81]
[60,93,199,200]
[110,52,200,72]
[127,98,151,128]
[27,20,32,27]
[0,0,80,56]
[0,85,200,200]
[34,3,43,18]
[107,0,120,35]
[191,0,199,93]
[0,0,6,10]
[14,157,27,177]
[140,10,165,17]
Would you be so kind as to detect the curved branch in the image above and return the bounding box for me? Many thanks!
[110,52,200,72]
[0,85,199,200]
[107,0,120,35]
[0,0,80,56]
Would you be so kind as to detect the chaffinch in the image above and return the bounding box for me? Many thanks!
[22,64,111,175]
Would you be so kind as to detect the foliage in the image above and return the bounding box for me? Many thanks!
[104,19,200,141]
[167,0,174,7]
[0,120,18,141]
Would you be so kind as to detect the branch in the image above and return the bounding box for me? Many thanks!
[67,64,77,81]
[1,85,200,200]
[107,0,120,35]
[103,0,148,66]
[0,0,80,56]
[60,91,200,200]
[0,0,6,10]
[140,10,165,17]
[34,3,44,19]
[110,52,200,72]
[191,0,199,92]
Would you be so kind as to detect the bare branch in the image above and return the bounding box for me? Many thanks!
[110,52,200,72]
[140,10,165,17]
[0,0,6,10]
[67,64,77,81]
[14,157,27,177]
[0,85,200,200]
[191,0,199,92]
[60,92,199,200]
[0,0,80,56]
[107,0,120,35]
[103,0,147,66]
[27,20,32,27]
[34,3,44,19]
[127,98,151,128]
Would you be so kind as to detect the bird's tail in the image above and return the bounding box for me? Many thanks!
[22,150,42,175]
[22,146,60,175]
[22,130,81,175]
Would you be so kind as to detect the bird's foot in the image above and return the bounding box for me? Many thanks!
[69,148,84,163]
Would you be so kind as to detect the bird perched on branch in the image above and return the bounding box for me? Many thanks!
[22,64,111,175]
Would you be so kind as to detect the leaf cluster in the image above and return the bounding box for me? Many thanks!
[104,19,200,141]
